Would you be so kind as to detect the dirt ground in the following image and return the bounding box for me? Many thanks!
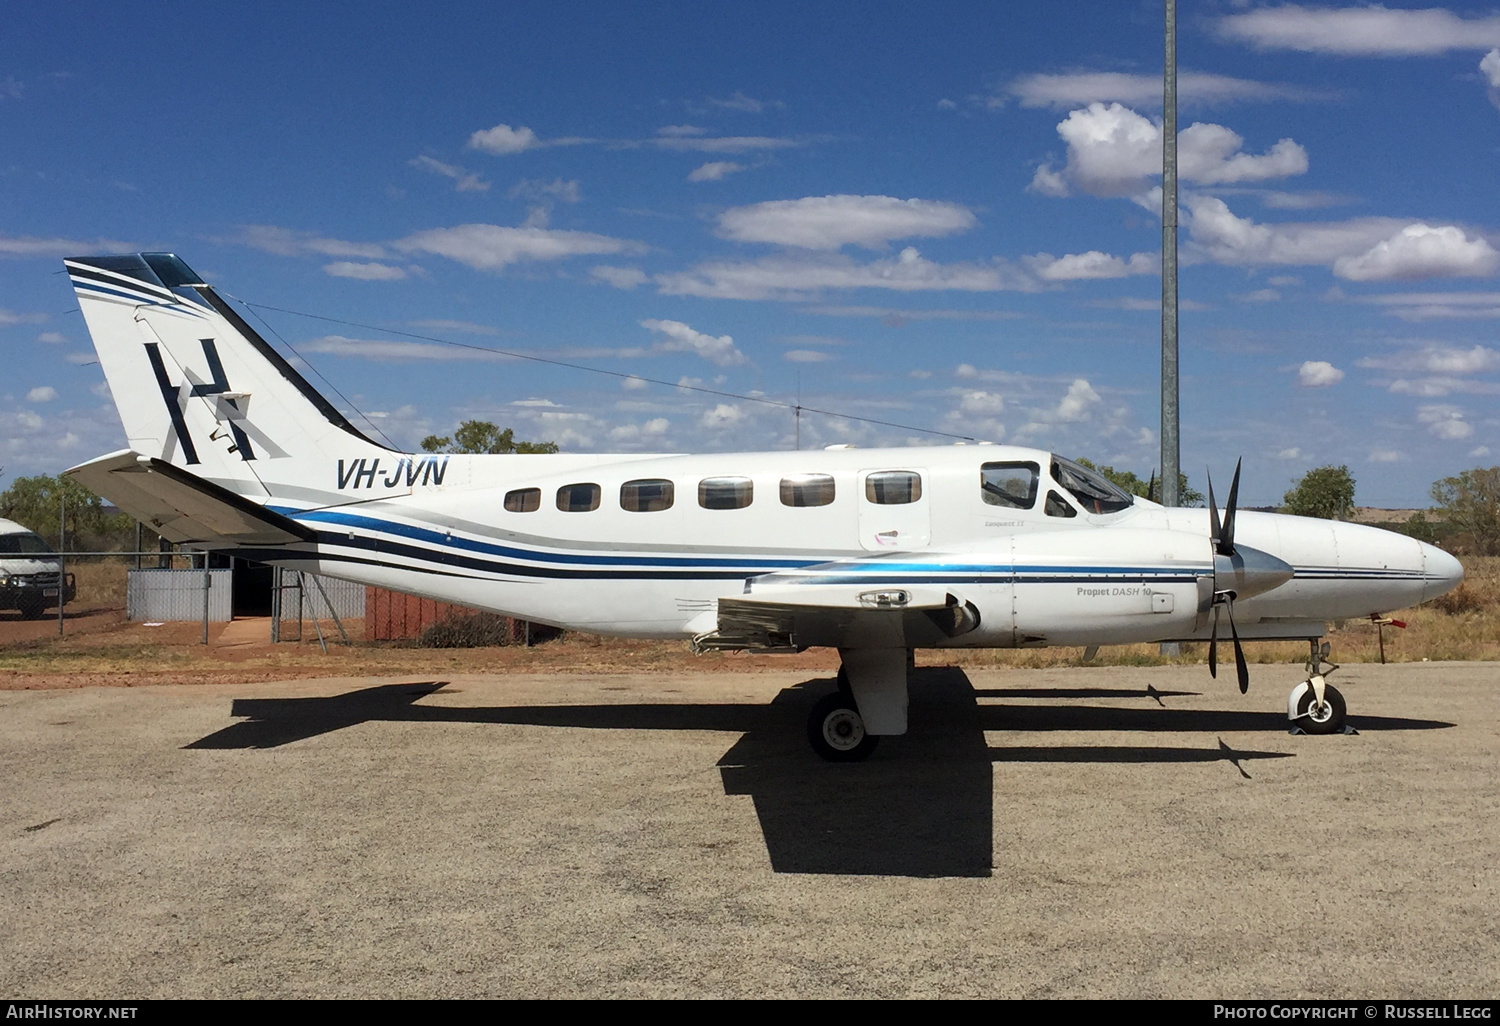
[2,661,1496,998]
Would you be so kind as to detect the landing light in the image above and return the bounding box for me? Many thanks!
[858,590,910,608]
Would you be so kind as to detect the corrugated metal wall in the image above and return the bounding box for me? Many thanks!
[126,569,233,622]
[125,569,365,622]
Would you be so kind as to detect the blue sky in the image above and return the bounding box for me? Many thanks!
[4,1,1500,506]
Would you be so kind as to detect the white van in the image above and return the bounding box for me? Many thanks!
[0,517,76,619]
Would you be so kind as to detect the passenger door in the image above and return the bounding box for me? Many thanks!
[857,468,931,551]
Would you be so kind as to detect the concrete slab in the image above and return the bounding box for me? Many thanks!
[0,662,1495,998]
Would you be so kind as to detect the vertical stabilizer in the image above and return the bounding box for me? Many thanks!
[65,253,393,502]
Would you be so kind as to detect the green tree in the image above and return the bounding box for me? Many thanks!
[1281,465,1356,520]
[420,420,559,455]
[1430,466,1500,556]
[1074,459,1204,506]
[1399,511,1441,546]
[0,474,134,551]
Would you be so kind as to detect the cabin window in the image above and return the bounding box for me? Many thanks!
[780,474,836,507]
[621,478,674,513]
[699,477,753,510]
[1044,490,1078,518]
[503,488,540,513]
[556,483,601,512]
[865,471,922,505]
[980,462,1039,509]
[1051,456,1134,515]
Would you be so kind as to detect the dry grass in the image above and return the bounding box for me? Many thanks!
[69,559,130,608]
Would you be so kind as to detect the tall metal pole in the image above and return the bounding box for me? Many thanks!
[1161,0,1181,507]
[58,495,65,637]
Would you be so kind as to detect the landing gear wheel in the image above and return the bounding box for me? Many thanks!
[807,692,879,762]
[19,598,44,620]
[1294,683,1347,735]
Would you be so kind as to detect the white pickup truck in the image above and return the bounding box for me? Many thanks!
[0,517,76,619]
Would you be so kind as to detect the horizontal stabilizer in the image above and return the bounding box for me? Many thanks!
[64,450,315,548]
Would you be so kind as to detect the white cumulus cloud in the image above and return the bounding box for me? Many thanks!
[1027,250,1156,281]
[1184,195,1408,268]
[1218,5,1500,56]
[26,386,56,403]
[1003,70,1327,109]
[1485,49,1500,109]
[591,265,648,290]
[1333,224,1500,282]
[1359,344,1500,375]
[700,403,747,429]
[656,248,1035,301]
[640,319,746,367]
[300,336,508,362]
[957,390,1006,416]
[396,224,642,271]
[324,261,408,281]
[1418,405,1474,440]
[468,123,541,155]
[409,155,489,193]
[1298,360,1344,387]
[237,226,386,259]
[716,195,976,250]
[1056,379,1101,422]
[1033,103,1307,198]
[688,161,746,182]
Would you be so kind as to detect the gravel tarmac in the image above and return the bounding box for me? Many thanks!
[1,662,1496,999]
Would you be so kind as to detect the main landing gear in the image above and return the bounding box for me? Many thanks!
[1288,640,1349,735]
[806,649,912,762]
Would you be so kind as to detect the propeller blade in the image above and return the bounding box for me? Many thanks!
[1220,458,1242,557]
[1226,597,1249,693]
[1208,605,1219,679]
[1206,470,1222,549]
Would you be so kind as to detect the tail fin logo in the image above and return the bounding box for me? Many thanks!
[144,338,256,464]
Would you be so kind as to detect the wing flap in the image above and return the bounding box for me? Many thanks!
[696,590,979,653]
[64,450,315,547]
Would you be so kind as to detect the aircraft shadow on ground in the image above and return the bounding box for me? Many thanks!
[186,670,1455,879]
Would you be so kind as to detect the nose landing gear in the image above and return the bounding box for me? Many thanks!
[1288,640,1353,735]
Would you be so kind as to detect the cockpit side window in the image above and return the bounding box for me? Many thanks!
[980,462,1039,509]
[1044,490,1078,518]
[1051,456,1134,515]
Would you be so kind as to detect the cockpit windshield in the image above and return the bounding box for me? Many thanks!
[1051,456,1134,515]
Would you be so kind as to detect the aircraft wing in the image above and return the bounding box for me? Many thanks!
[698,586,980,653]
[64,449,315,547]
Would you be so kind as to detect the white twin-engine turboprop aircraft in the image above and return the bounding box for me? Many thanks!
[62,253,1464,760]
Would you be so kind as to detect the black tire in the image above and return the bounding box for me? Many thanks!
[807,692,879,762]
[19,598,45,621]
[1294,683,1347,735]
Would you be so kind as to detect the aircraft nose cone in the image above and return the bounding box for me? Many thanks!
[1219,543,1296,601]
[1421,543,1464,603]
